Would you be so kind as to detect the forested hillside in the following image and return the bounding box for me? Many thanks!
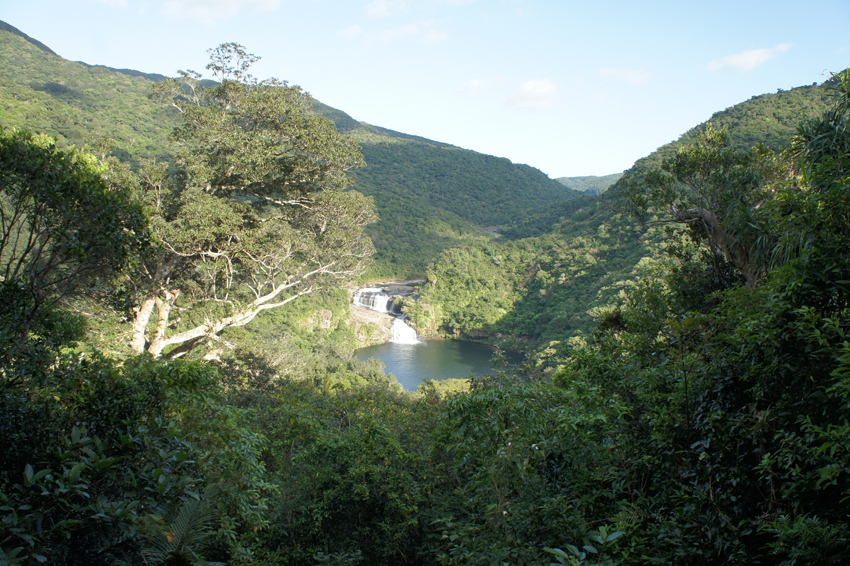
[622,82,831,176]
[310,103,586,275]
[404,77,839,348]
[0,21,582,278]
[556,172,623,194]
[0,27,177,165]
[3,19,850,566]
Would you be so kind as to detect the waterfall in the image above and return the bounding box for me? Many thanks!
[352,287,400,314]
[353,285,420,344]
[390,317,419,344]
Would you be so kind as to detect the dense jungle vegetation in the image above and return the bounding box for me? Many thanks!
[3,19,850,566]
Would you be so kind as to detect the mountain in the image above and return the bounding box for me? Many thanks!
[622,82,832,177]
[3,18,834,283]
[0,20,57,56]
[308,104,584,275]
[0,20,582,277]
[405,74,842,346]
[556,172,623,195]
[510,81,836,242]
[0,24,178,165]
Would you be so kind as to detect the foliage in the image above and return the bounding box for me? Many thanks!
[0,354,270,565]
[0,28,178,166]
[349,136,585,276]
[0,23,588,281]
[142,493,225,566]
[425,366,625,565]
[231,377,437,565]
[122,43,376,358]
[623,82,832,176]
[407,205,658,350]
[0,128,149,363]
[6,19,850,566]
[556,173,624,195]
[619,125,784,287]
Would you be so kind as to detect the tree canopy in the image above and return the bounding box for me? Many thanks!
[126,43,376,358]
[0,128,148,364]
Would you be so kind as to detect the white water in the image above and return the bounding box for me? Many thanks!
[352,287,399,314]
[390,317,419,344]
[353,286,419,344]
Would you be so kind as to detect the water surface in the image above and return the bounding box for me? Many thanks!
[355,339,521,392]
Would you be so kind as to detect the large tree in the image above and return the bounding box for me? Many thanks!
[128,44,376,358]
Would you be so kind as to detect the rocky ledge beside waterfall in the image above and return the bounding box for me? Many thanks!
[349,281,423,345]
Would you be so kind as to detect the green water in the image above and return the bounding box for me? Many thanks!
[355,339,522,392]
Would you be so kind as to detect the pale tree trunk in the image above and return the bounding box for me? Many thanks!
[129,293,158,354]
[128,257,179,355]
[675,206,759,288]
[148,288,311,358]
[150,290,180,350]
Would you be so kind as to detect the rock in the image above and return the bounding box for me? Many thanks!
[348,304,394,344]
[319,309,333,329]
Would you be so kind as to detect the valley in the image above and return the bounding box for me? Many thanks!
[2,18,849,566]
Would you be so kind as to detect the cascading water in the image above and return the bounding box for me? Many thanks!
[352,286,419,344]
[352,288,400,314]
[390,317,419,344]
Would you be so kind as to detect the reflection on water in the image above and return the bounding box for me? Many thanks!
[355,339,521,392]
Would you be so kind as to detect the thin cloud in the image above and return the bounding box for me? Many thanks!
[599,67,651,85]
[366,0,410,18]
[706,43,792,72]
[507,79,558,110]
[375,20,448,44]
[164,0,281,23]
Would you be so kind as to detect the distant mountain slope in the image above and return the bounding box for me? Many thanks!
[623,82,832,176]
[0,25,178,164]
[556,173,623,195]
[310,103,584,274]
[312,102,583,229]
[0,21,582,276]
[0,20,57,56]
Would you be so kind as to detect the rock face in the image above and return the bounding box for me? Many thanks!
[319,309,333,329]
[348,303,394,344]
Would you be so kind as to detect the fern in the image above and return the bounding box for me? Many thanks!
[142,494,224,566]
[766,515,850,565]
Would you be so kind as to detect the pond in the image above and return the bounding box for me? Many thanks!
[355,339,523,392]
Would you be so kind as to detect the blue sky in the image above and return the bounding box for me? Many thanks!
[3,0,849,177]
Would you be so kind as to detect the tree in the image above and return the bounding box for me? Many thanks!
[621,125,782,288]
[775,68,850,313]
[790,69,850,171]
[0,129,148,363]
[129,44,376,358]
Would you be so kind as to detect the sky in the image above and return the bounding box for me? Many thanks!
[3,0,849,178]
